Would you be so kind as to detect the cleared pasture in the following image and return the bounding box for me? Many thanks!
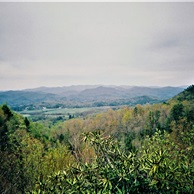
[17,106,112,121]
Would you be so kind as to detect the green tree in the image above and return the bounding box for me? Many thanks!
[170,103,184,122]
[24,117,30,128]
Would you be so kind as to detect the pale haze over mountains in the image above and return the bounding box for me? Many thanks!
[0,3,194,90]
[0,85,186,110]
[25,85,185,100]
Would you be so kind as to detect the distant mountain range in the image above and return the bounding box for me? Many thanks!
[0,85,186,110]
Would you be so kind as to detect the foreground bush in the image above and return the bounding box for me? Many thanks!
[32,129,194,194]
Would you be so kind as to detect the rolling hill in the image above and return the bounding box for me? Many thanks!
[0,85,185,110]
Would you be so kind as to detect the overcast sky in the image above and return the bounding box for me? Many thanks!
[0,2,194,90]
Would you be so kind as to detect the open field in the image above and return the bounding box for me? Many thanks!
[17,106,115,121]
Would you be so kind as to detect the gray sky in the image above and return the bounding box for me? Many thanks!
[0,2,194,90]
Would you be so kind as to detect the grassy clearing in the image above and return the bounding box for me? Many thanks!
[17,106,112,121]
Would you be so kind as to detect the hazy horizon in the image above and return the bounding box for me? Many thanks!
[1,3,194,90]
[0,84,188,92]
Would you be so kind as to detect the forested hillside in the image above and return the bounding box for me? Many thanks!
[0,85,194,193]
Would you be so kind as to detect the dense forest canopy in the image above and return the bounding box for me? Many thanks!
[0,85,194,193]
